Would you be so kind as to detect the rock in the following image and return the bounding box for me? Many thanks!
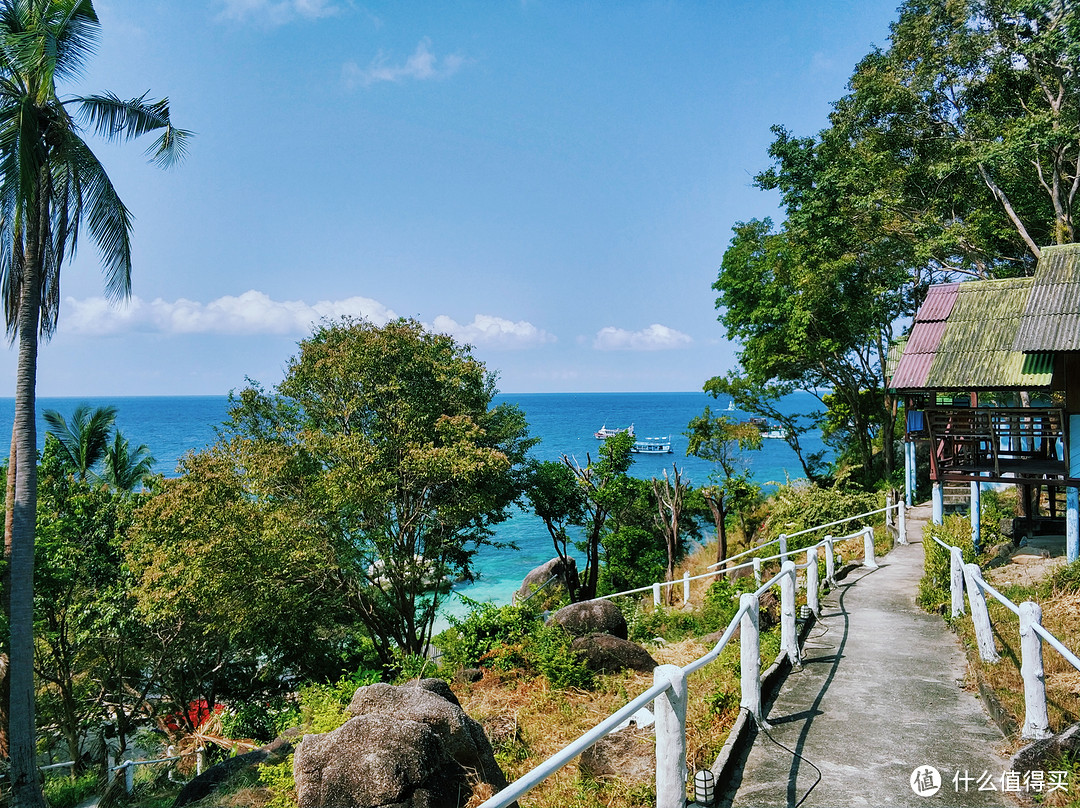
[347,683,508,791]
[548,600,628,640]
[759,590,781,630]
[571,633,658,674]
[402,677,461,707]
[579,725,655,785]
[458,668,484,684]
[294,682,513,808]
[515,557,578,606]
[1010,722,1080,775]
[294,714,452,808]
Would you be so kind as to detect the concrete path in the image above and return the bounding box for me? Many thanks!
[726,506,1012,807]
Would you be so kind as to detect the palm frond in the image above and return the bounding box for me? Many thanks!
[73,92,193,168]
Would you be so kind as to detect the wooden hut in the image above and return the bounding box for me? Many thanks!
[888,243,1080,561]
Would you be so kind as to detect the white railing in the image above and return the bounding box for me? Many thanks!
[931,534,1080,740]
[107,747,205,794]
[590,501,902,608]
[476,510,892,808]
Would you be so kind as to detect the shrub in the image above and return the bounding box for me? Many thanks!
[220,697,299,743]
[919,515,985,615]
[761,482,883,553]
[700,575,759,634]
[42,772,98,808]
[258,756,298,808]
[298,669,380,735]
[435,599,538,670]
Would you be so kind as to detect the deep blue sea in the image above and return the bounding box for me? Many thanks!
[0,392,825,618]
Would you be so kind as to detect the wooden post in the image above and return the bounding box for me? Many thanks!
[905,440,916,507]
[780,560,800,667]
[949,546,965,618]
[654,664,688,808]
[898,500,907,545]
[752,557,762,586]
[653,583,661,608]
[779,534,788,565]
[683,571,690,604]
[963,564,999,662]
[824,536,835,586]
[806,546,819,615]
[739,592,763,726]
[932,481,944,524]
[1019,601,1052,740]
[862,527,879,570]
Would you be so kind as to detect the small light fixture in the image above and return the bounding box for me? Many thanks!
[799,605,813,621]
[694,769,716,805]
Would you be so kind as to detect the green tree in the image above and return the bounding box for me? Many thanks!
[525,459,586,601]
[33,438,139,773]
[0,3,187,801]
[685,406,763,563]
[101,430,155,492]
[563,430,636,601]
[212,318,535,669]
[42,404,116,482]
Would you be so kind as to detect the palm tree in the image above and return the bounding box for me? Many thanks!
[42,403,116,482]
[102,429,155,492]
[0,3,187,803]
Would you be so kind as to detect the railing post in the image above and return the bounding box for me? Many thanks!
[752,557,762,586]
[898,501,908,545]
[949,546,965,618]
[739,592,764,727]
[779,534,788,565]
[683,571,690,604]
[862,527,878,570]
[653,583,661,608]
[932,481,944,524]
[1019,601,1052,740]
[962,563,999,663]
[886,492,894,530]
[124,760,134,794]
[971,481,982,555]
[197,747,204,776]
[806,546,820,616]
[654,664,688,808]
[824,536,835,586]
[780,560,800,667]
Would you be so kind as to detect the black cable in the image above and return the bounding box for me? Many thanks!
[752,708,823,808]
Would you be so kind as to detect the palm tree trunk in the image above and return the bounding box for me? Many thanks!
[9,196,47,807]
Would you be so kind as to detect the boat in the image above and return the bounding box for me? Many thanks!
[726,400,736,411]
[594,423,634,439]
[746,417,787,440]
[631,436,672,454]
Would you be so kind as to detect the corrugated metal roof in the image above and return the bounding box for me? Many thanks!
[1015,243,1080,350]
[893,277,1054,390]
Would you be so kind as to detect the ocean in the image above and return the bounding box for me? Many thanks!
[0,391,826,619]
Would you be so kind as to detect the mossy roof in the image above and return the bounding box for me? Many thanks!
[890,243,1080,392]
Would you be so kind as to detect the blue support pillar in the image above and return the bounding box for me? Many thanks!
[904,440,915,507]
[1068,487,1079,564]
[971,480,981,555]
[932,481,944,525]
[1070,415,1080,564]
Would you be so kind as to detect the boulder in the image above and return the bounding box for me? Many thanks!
[174,732,298,807]
[515,557,578,606]
[548,600,628,640]
[295,714,453,808]
[294,682,511,808]
[571,633,658,674]
[579,725,655,785]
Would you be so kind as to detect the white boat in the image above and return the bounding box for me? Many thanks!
[726,400,736,411]
[631,437,672,454]
[760,428,788,439]
[594,423,634,439]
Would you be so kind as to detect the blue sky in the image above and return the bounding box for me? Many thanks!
[5,0,902,397]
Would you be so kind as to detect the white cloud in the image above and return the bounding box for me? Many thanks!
[592,324,693,351]
[343,38,466,88]
[62,291,398,336]
[431,314,556,349]
[217,0,341,25]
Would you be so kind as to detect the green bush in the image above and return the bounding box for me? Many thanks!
[700,575,760,634]
[298,669,381,734]
[623,601,703,644]
[434,599,538,670]
[258,756,298,808]
[42,771,99,808]
[220,697,299,743]
[1040,559,1080,598]
[763,483,883,553]
[919,515,986,614]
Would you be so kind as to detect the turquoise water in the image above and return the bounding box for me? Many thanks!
[1,391,825,614]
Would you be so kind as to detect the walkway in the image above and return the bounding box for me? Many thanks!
[726,505,1011,807]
